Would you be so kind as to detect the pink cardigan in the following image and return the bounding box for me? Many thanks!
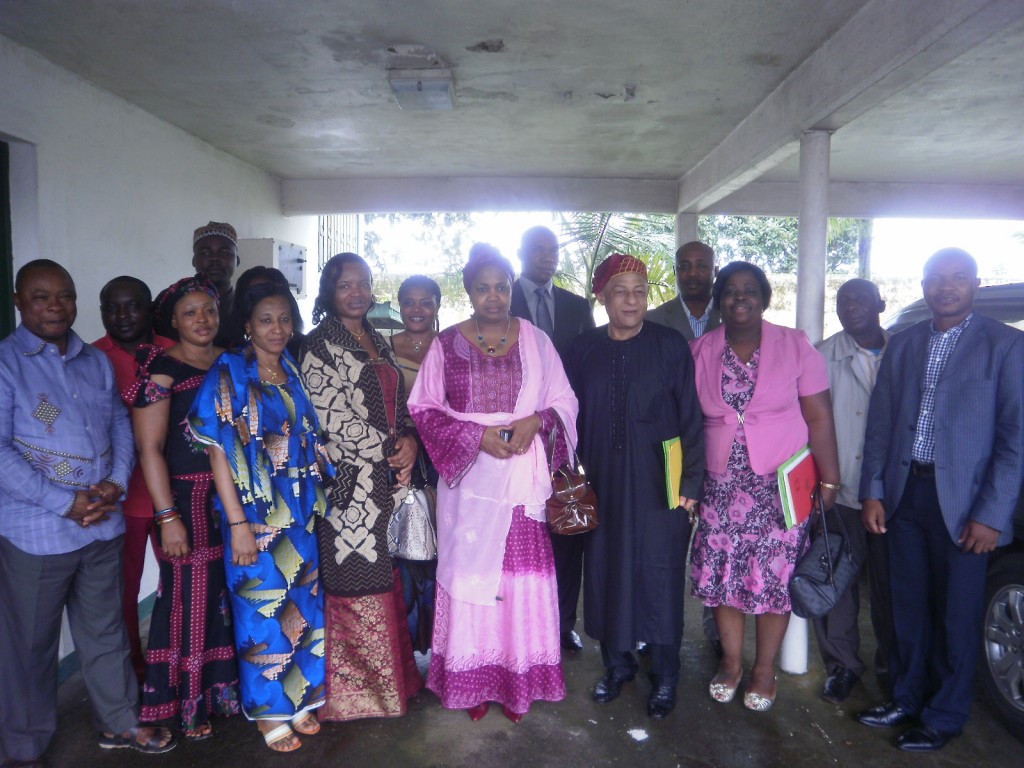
[691,321,829,476]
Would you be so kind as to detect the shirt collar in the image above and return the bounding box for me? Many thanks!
[680,297,712,322]
[15,323,85,359]
[519,275,553,294]
[845,329,889,356]
[929,312,974,336]
[94,332,154,357]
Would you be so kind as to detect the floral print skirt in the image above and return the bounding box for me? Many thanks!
[690,436,804,615]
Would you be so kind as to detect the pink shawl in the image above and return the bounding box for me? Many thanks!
[408,320,578,606]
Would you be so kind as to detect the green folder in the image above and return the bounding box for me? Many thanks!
[662,436,683,509]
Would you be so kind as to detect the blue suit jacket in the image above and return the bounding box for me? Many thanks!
[859,313,1024,545]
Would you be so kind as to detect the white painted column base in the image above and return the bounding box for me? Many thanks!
[780,615,809,675]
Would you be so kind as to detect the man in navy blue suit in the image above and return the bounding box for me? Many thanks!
[857,248,1024,751]
[511,225,595,652]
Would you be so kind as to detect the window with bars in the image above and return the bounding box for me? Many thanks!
[317,214,361,271]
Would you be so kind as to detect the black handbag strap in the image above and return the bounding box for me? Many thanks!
[411,445,431,489]
[809,489,852,587]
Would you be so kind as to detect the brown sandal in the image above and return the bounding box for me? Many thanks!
[261,723,301,753]
[291,713,320,736]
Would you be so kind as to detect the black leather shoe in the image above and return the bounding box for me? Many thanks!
[561,630,584,651]
[821,669,859,704]
[592,672,631,703]
[647,685,677,719]
[856,702,915,728]
[896,725,960,751]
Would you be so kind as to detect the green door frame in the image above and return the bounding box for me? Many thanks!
[0,141,13,337]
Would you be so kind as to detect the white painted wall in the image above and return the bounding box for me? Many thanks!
[1,33,317,342]
[1,33,317,662]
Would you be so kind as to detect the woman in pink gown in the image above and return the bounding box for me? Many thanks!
[408,244,578,722]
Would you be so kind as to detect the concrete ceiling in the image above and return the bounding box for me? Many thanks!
[2,0,1023,216]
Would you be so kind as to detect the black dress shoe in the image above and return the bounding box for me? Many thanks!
[647,685,677,719]
[561,630,584,651]
[821,669,859,704]
[592,672,631,703]
[856,702,915,728]
[896,725,960,752]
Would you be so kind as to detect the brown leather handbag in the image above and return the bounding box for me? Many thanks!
[545,426,599,535]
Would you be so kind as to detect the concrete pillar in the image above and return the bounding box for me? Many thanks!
[795,129,831,344]
[781,129,831,677]
[780,614,809,675]
[675,213,698,248]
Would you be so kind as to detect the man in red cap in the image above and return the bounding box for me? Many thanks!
[567,254,705,719]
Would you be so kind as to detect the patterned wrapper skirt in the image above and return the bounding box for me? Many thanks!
[223,517,327,721]
[428,506,566,715]
[320,568,423,721]
[141,473,240,729]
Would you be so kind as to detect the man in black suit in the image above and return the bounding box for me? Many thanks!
[856,248,1024,751]
[511,225,595,651]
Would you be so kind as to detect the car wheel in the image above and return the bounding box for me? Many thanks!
[980,553,1024,742]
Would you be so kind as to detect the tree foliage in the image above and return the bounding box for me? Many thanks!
[698,215,864,274]
[363,212,473,304]
[352,212,868,316]
[555,212,677,305]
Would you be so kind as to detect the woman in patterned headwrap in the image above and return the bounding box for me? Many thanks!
[298,253,422,722]
[188,281,329,752]
[133,276,240,740]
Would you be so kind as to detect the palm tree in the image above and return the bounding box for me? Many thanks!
[555,212,677,305]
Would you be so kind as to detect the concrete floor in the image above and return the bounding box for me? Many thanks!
[44,584,1019,768]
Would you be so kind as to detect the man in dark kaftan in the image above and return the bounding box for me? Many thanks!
[567,253,705,720]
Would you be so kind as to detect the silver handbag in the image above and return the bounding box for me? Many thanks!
[388,483,437,561]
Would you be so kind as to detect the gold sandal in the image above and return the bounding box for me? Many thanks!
[743,685,777,712]
[710,680,739,704]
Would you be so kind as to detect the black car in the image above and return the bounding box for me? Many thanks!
[885,282,1024,741]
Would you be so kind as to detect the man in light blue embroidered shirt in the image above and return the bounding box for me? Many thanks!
[0,260,175,762]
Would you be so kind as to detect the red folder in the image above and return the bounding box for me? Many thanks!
[778,445,820,529]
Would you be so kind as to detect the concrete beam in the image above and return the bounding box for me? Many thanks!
[702,180,1024,219]
[283,177,679,216]
[677,0,1024,213]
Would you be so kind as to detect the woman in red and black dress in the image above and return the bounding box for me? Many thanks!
[132,276,240,740]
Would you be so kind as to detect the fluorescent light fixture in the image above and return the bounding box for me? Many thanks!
[387,68,455,110]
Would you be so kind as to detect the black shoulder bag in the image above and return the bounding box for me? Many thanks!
[789,489,860,619]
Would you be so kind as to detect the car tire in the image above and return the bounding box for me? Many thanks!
[980,553,1024,742]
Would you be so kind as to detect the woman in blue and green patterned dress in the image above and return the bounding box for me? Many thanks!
[188,282,330,754]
